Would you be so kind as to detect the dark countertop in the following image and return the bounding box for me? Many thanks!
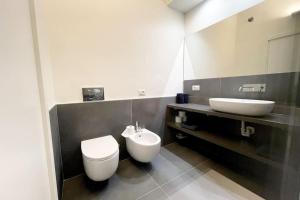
[167,103,299,129]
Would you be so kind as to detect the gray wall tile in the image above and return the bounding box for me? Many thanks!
[56,97,174,179]
[220,74,267,100]
[184,78,221,98]
[57,100,131,179]
[49,106,63,200]
[184,72,300,110]
[295,73,300,106]
[132,97,175,145]
[264,73,296,105]
[188,96,210,105]
[220,72,299,106]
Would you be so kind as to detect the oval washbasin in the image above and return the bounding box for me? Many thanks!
[209,98,275,116]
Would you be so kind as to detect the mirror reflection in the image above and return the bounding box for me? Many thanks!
[184,0,300,80]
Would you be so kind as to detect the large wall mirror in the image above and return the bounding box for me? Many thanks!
[184,0,300,80]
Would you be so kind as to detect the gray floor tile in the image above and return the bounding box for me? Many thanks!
[162,160,264,200]
[62,159,159,200]
[136,188,169,200]
[164,143,208,167]
[138,152,189,186]
[210,161,265,196]
[62,142,265,200]
[161,160,213,195]
[140,144,207,186]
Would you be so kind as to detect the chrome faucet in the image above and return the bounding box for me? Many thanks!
[135,121,145,132]
[239,84,266,93]
[239,86,254,92]
[135,121,140,132]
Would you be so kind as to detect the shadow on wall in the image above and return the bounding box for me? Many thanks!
[49,106,63,200]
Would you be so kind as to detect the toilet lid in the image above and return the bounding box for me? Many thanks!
[81,135,119,161]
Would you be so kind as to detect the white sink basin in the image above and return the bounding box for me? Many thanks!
[209,98,275,116]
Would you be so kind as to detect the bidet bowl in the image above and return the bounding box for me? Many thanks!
[126,129,161,163]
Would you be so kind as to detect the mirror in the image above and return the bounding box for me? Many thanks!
[184,0,300,80]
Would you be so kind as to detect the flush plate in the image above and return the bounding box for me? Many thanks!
[82,87,104,101]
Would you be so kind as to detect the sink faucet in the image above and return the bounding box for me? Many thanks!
[239,86,254,92]
[238,84,266,93]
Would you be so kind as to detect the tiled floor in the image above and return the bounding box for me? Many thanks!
[62,142,264,200]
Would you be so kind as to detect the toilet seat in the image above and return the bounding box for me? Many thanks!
[81,135,119,161]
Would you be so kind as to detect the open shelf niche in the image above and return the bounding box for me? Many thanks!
[166,104,297,173]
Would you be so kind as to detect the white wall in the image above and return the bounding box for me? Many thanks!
[31,0,56,110]
[185,0,263,34]
[30,0,59,199]
[0,0,52,199]
[42,0,185,103]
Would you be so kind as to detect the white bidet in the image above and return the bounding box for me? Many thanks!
[122,128,161,163]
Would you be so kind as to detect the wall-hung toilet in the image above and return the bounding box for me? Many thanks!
[81,135,119,181]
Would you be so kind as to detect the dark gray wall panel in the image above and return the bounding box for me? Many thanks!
[184,78,221,105]
[132,97,175,145]
[184,72,300,109]
[49,106,63,200]
[57,100,131,179]
[295,73,300,106]
[263,73,297,105]
[53,97,188,180]
[220,73,298,105]
[220,74,267,100]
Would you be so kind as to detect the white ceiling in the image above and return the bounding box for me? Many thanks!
[167,0,205,13]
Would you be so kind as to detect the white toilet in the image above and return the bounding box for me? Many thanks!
[81,135,119,181]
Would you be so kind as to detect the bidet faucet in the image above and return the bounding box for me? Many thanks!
[135,121,140,132]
